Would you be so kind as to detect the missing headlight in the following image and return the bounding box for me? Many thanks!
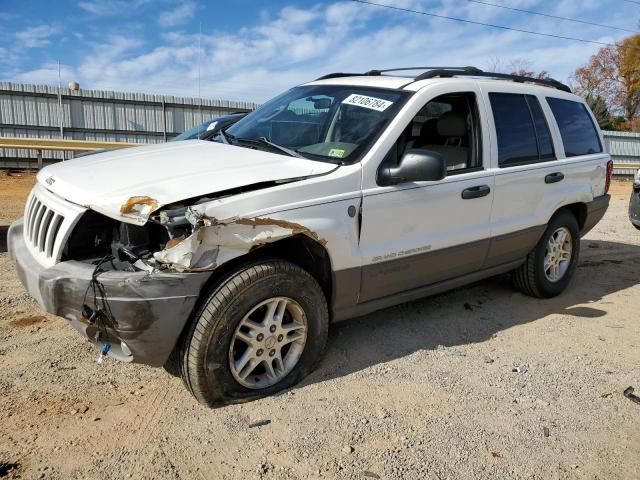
[63,210,169,265]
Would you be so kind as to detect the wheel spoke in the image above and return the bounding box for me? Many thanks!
[274,299,288,325]
[238,357,259,380]
[281,321,305,334]
[243,318,264,331]
[235,330,254,346]
[263,299,279,324]
[282,330,306,345]
[263,359,277,379]
[273,351,284,374]
[544,255,553,271]
[234,347,254,372]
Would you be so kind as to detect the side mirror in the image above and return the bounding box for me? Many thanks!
[378,148,447,186]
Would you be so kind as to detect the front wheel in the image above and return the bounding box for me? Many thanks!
[513,209,580,298]
[178,259,328,407]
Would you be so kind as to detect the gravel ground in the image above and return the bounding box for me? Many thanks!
[1,181,639,479]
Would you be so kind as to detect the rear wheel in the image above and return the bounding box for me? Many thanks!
[178,259,328,407]
[513,210,580,298]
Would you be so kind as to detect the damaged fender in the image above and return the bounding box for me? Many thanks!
[154,214,320,271]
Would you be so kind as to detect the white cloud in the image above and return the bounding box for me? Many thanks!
[15,25,57,48]
[13,62,76,85]
[158,1,196,27]
[7,1,631,101]
[78,0,149,16]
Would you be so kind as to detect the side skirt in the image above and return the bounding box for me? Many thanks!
[332,259,524,322]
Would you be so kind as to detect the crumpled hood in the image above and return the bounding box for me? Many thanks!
[37,140,337,224]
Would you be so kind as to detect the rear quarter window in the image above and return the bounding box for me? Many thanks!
[546,97,602,157]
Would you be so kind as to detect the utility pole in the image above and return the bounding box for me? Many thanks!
[57,61,64,139]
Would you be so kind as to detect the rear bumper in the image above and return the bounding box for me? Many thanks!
[8,218,210,367]
[581,194,610,236]
[630,186,640,227]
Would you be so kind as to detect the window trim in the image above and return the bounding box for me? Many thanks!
[380,91,484,180]
[525,94,556,162]
[545,96,603,158]
[489,92,557,169]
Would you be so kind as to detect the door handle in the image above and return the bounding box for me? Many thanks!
[545,172,565,184]
[461,185,491,199]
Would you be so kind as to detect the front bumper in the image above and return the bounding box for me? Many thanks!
[630,185,640,227]
[7,219,211,367]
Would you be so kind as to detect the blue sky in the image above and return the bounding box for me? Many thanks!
[0,0,637,102]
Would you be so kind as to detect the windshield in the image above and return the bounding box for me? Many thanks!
[224,85,410,163]
[172,120,216,141]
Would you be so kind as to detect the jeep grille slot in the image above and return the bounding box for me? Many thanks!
[22,184,86,268]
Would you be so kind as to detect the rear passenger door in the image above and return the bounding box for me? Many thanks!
[483,88,604,268]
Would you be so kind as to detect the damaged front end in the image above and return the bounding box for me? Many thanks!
[151,205,321,272]
[67,179,320,275]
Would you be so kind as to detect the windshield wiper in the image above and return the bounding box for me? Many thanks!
[235,136,306,159]
[258,137,306,159]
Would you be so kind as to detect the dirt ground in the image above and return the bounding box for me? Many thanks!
[0,170,37,225]
[1,177,639,480]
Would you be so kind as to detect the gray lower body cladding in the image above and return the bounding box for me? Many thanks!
[8,219,210,367]
[582,194,610,235]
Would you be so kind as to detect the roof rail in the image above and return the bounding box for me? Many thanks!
[314,67,571,93]
[414,68,571,93]
[365,66,482,76]
[314,72,369,80]
[315,66,481,81]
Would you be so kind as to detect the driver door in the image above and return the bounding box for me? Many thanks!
[358,85,495,302]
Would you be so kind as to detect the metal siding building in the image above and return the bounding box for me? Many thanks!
[602,130,640,176]
[0,82,258,167]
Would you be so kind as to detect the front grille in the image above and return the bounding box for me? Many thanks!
[25,195,65,258]
[22,184,86,267]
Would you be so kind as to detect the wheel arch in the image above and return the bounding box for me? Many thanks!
[553,202,587,231]
[192,234,332,324]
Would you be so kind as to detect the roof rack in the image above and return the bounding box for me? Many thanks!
[315,66,479,81]
[315,66,571,93]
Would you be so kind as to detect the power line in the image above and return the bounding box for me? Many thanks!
[623,0,640,5]
[464,0,638,34]
[350,0,621,49]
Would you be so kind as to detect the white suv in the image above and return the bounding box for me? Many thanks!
[8,67,612,406]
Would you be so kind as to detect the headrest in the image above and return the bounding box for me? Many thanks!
[437,112,466,137]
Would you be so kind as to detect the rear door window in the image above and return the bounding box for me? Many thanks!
[489,93,555,167]
[546,97,602,157]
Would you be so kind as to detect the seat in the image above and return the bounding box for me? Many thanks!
[419,112,469,170]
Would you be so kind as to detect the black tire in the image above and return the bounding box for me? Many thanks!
[178,259,328,407]
[634,223,640,231]
[513,209,580,298]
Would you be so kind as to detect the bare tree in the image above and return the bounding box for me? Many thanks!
[486,57,549,79]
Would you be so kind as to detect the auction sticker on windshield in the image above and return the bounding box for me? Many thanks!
[342,94,393,112]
